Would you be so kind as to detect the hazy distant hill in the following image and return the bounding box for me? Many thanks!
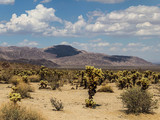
[0,45,152,68]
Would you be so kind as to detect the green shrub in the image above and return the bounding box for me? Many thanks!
[50,97,63,111]
[120,87,158,114]
[97,85,114,93]
[0,103,45,120]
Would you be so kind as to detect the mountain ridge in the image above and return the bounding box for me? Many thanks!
[0,45,153,68]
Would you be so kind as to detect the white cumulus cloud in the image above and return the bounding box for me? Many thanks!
[0,4,62,35]
[41,0,52,3]
[18,39,39,47]
[0,0,14,4]
[1,5,160,37]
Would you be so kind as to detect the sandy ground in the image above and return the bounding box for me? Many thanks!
[1,83,160,120]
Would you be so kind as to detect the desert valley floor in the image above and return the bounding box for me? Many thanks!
[1,83,160,120]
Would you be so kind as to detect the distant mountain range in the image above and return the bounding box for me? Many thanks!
[0,45,153,68]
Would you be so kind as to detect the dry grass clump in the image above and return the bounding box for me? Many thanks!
[28,75,40,82]
[9,76,22,86]
[0,103,45,120]
[97,84,114,93]
[15,83,34,98]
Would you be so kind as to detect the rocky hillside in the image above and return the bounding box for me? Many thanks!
[0,45,152,67]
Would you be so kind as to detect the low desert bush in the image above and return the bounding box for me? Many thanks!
[13,83,34,98]
[1,71,13,83]
[50,97,63,111]
[50,81,60,90]
[97,84,114,93]
[10,76,22,86]
[120,86,158,114]
[28,75,40,82]
[0,103,45,120]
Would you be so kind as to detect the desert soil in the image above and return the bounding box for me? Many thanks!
[1,83,160,120]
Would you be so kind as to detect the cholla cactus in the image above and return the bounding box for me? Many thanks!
[40,80,48,88]
[85,99,96,108]
[136,77,150,90]
[39,66,48,80]
[9,93,21,104]
[22,75,29,83]
[12,86,18,93]
[85,66,103,108]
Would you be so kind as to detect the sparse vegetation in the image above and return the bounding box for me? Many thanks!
[0,61,160,120]
[50,97,64,111]
[12,82,34,98]
[120,86,158,114]
[0,103,45,120]
[97,84,114,93]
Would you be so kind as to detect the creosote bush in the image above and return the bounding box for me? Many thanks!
[0,103,45,120]
[120,86,158,114]
[50,97,63,111]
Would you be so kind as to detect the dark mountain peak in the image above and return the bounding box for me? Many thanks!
[103,55,132,62]
[44,45,82,58]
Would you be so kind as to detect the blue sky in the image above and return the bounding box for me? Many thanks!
[0,0,160,63]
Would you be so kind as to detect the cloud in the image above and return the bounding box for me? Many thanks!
[0,0,14,4]
[86,0,125,4]
[127,43,144,47]
[0,42,8,46]
[40,0,52,3]
[53,5,160,37]
[0,4,62,35]
[90,38,102,42]
[34,0,37,2]
[1,5,160,37]
[109,47,117,51]
[18,39,39,47]
[141,46,152,52]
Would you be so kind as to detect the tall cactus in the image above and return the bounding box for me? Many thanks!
[85,66,103,108]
